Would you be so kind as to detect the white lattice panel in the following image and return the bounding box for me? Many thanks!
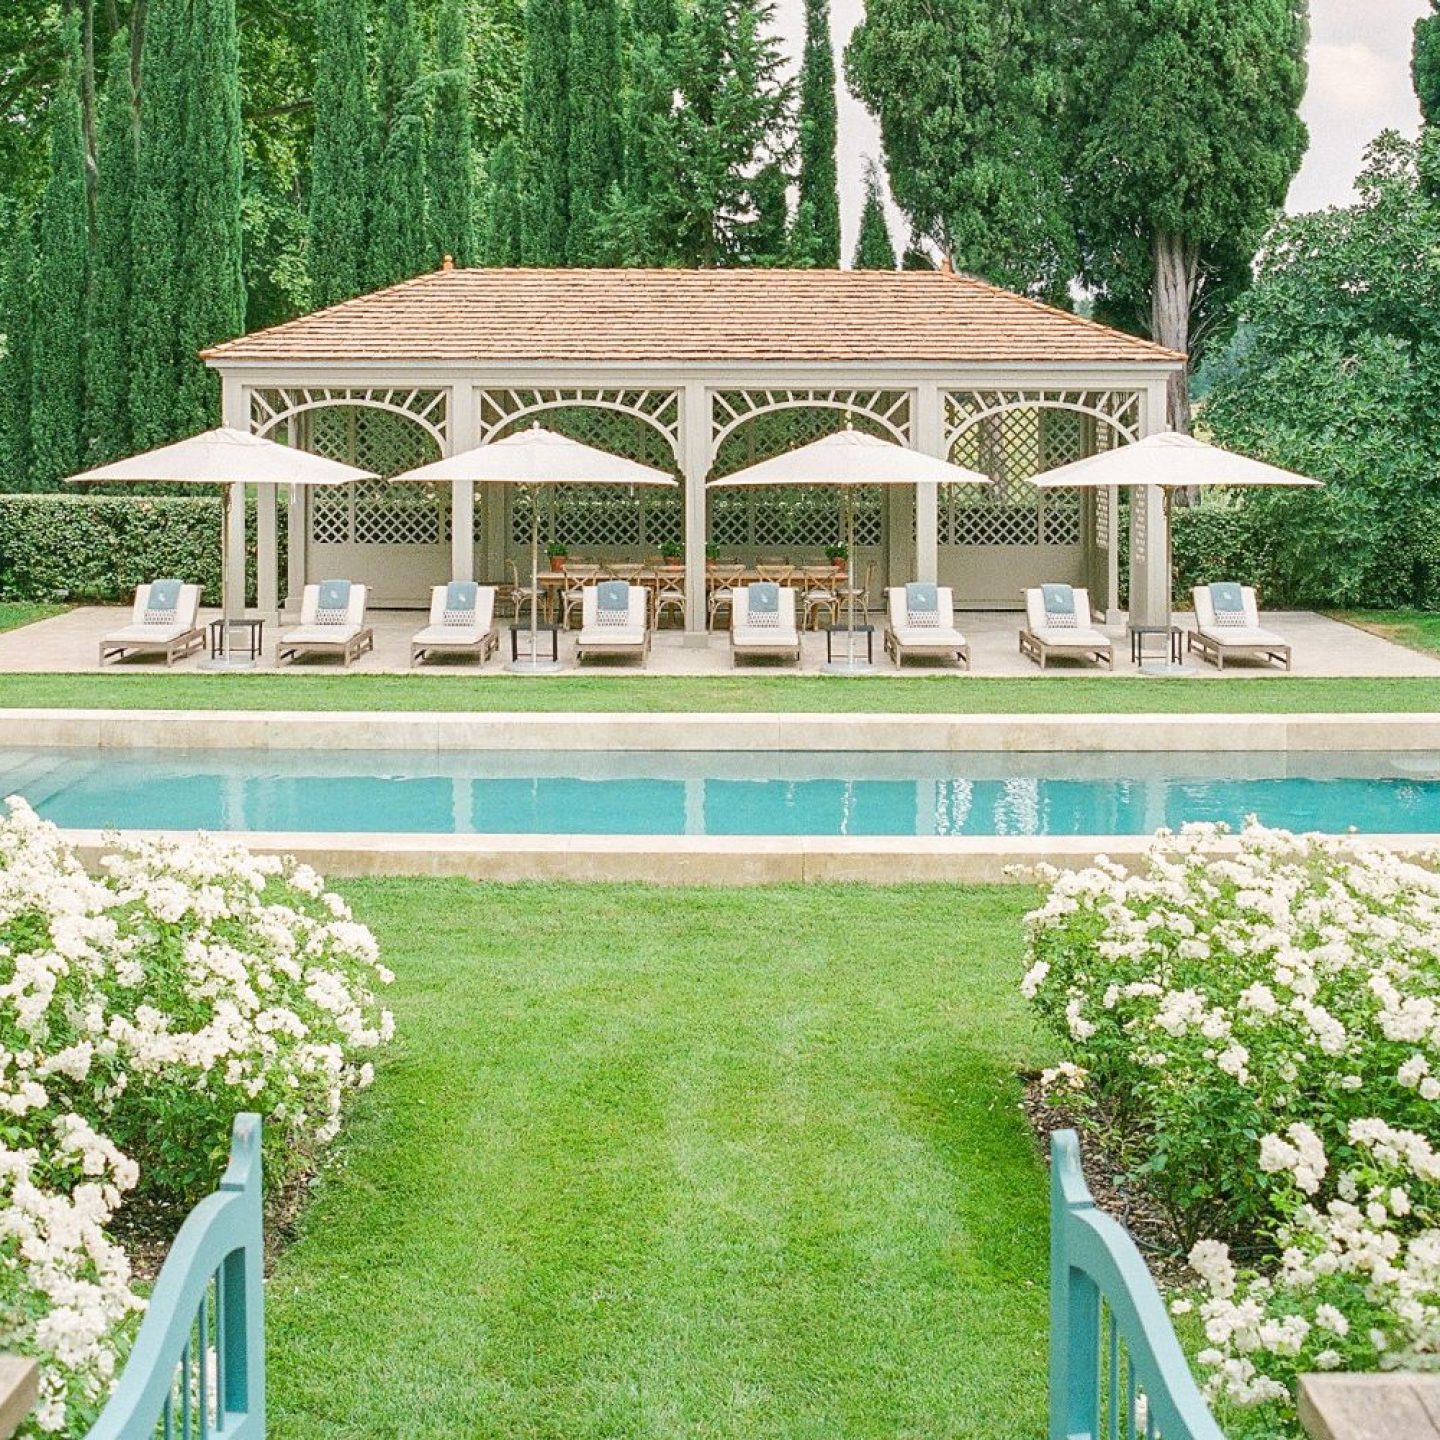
[511,485,680,548]
[709,488,882,548]
[251,386,448,452]
[479,388,681,464]
[710,391,911,474]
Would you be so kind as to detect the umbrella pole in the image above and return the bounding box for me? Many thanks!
[845,490,856,668]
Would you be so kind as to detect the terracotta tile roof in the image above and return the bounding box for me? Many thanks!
[203,266,1185,367]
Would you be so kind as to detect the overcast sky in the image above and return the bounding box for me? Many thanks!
[777,0,1433,261]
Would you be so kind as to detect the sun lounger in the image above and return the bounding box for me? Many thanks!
[99,580,204,666]
[576,581,651,664]
[277,580,373,666]
[1187,583,1291,671]
[731,582,801,665]
[883,583,969,668]
[410,582,499,667]
[1019,584,1114,670]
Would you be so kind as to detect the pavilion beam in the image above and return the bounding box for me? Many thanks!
[913,383,943,583]
[681,382,709,644]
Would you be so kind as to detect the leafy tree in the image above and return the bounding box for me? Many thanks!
[790,0,839,267]
[638,0,792,267]
[479,136,523,264]
[369,0,429,287]
[744,162,790,265]
[1066,0,1309,429]
[85,30,136,465]
[0,214,35,486]
[565,0,623,264]
[520,0,569,263]
[845,0,1075,299]
[1417,1,1440,124]
[176,0,245,431]
[309,0,373,306]
[130,0,189,448]
[29,13,87,488]
[900,236,934,270]
[429,0,477,266]
[852,158,896,270]
[1204,136,1440,608]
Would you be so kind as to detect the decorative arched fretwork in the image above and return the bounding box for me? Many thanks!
[249,386,449,451]
[709,388,912,461]
[938,388,1141,549]
[477,387,681,463]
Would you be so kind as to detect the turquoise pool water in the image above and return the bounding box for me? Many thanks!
[4,748,1440,837]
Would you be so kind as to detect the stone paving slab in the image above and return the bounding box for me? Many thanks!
[1,604,1438,678]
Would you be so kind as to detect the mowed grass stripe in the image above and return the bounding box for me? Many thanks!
[263,882,1054,1440]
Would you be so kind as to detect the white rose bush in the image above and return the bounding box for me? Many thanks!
[1022,822,1440,1433]
[0,798,393,1435]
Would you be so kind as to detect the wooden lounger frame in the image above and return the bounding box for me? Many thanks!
[276,627,375,667]
[1186,630,1291,672]
[1018,629,1114,670]
[99,627,205,667]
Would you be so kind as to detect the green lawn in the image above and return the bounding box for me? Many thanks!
[3,670,1440,712]
[0,601,65,633]
[1335,610,1440,660]
[265,881,1054,1440]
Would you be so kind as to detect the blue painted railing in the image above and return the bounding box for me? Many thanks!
[1050,1129,1225,1440]
[86,1115,265,1440]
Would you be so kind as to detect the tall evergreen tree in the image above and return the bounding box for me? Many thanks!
[617,0,675,226]
[566,0,623,264]
[0,214,35,486]
[640,0,792,267]
[429,0,477,266]
[1067,0,1309,429]
[30,13,88,487]
[309,0,373,306]
[370,0,428,286]
[130,0,189,447]
[852,158,896,269]
[85,30,136,464]
[479,137,524,265]
[520,0,570,263]
[743,162,790,264]
[1416,1,1440,124]
[176,0,244,431]
[790,0,840,266]
[846,0,1075,299]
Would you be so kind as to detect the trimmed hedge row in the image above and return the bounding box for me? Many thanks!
[0,494,287,604]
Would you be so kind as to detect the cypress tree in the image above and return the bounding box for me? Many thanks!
[86,30,136,463]
[309,0,373,306]
[744,162,789,265]
[852,158,896,270]
[370,0,428,287]
[566,0,623,264]
[1416,1,1440,125]
[0,214,35,487]
[618,0,674,229]
[429,0,477,266]
[30,12,89,487]
[130,0,188,448]
[479,137,524,265]
[176,0,244,431]
[791,0,839,266]
[520,0,570,263]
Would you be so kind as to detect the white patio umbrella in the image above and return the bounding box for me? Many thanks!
[67,426,376,670]
[1032,430,1321,671]
[709,427,989,674]
[391,425,675,672]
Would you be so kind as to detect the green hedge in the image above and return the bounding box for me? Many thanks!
[0,494,287,604]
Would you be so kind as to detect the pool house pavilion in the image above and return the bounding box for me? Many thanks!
[202,264,1186,637]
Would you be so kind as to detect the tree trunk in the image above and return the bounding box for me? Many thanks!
[1150,230,1198,434]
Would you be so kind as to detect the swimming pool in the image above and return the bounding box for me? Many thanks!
[5,747,1440,837]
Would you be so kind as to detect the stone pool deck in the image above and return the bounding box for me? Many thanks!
[2,605,1437,677]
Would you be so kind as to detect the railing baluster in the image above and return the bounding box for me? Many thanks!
[198,1288,210,1439]
[213,1265,225,1432]
[180,1339,191,1440]
[1127,1357,1137,1438]
[162,1380,174,1440]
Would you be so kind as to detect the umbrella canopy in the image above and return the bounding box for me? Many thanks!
[390,425,675,487]
[1031,431,1322,490]
[708,428,989,489]
[66,426,376,486]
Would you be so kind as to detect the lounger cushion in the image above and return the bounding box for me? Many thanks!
[281,625,363,646]
[412,625,485,647]
[103,623,193,645]
[1198,625,1287,649]
[890,626,967,649]
[1028,626,1112,650]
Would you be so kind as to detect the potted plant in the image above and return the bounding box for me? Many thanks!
[825,543,849,570]
[660,540,683,564]
[705,542,719,564]
[546,542,568,572]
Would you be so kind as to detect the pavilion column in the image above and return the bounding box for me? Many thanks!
[256,485,278,617]
[220,374,251,619]
[913,383,943,583]
[680,382,709,645]
[449,382,478,582]
[1128,378,1172,626]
